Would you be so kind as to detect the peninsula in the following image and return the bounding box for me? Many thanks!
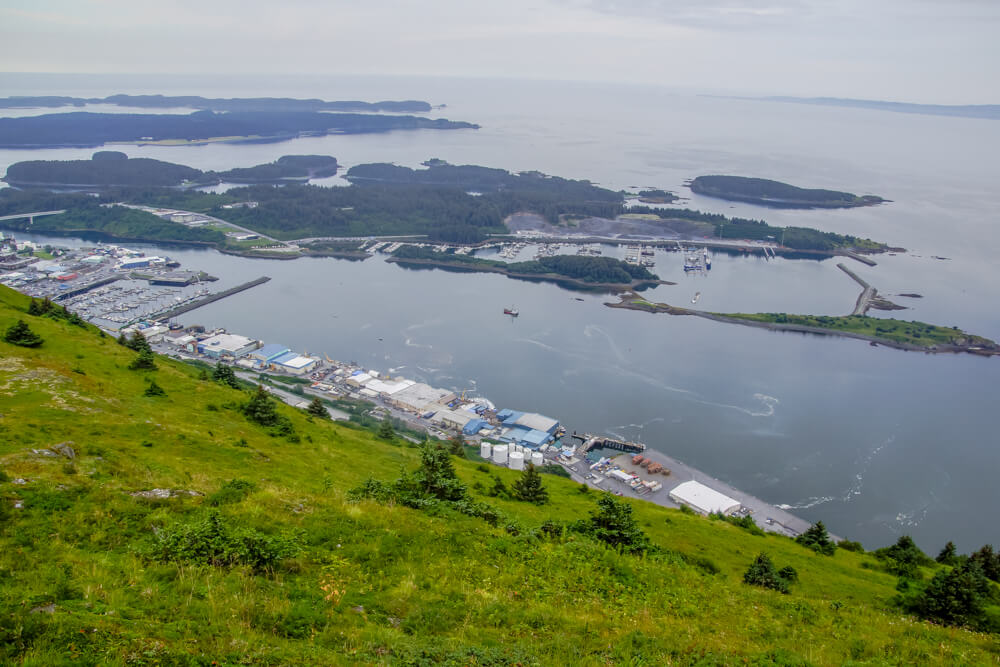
[689,175,885,209]
[0,110,478,149]
[609,294,999,356]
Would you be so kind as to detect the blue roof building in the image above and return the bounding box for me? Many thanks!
[249,343,291,363]
[463,419,487,435]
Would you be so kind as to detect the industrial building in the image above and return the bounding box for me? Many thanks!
[668,480,740,516]
[248,344,291,364]
[270,351,317,375]
[197,333,260,359]
[388,383,457,414]
[494,409,560,449]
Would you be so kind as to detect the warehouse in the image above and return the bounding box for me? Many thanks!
[271,351,317,375]
[388,383,457,414]
[198,333,259,359]
[668,480,741,516]
[248,343,291,364]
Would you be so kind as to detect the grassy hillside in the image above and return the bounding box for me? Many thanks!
[0,285,997,665]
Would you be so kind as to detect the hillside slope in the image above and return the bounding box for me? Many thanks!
[0,285,996,665]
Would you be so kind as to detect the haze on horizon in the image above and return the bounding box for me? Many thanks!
[1,0,998,105]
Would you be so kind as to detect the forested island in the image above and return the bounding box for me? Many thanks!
[0,94,432,113]
[390,245,661,289]
[0,160,889,251]
[0,110,477,149]
[690,175,885,209]
[4,153,339,189]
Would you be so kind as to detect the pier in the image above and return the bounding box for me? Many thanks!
[150,276,270,321]
[572,432,646,454]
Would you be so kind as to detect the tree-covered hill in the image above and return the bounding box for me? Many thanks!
[3,151,212,188]
[0,110,477,149]
[0,285,997,664]
[690,175,886,209]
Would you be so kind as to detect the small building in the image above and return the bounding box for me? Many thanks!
[668,480,740,516]
[463,418,488,435]
[198,333,259,359]
[432,407,476,431]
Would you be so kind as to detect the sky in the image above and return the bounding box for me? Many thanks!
[1,0,998,103]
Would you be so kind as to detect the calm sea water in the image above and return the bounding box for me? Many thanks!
[3,73,998,553]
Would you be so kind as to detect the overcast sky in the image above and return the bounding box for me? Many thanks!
[2,0,998,103]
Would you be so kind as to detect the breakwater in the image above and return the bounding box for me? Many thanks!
[152,276,270,320]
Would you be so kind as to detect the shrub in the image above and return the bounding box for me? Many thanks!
[211,362,242,390]
[207,479,257,506]
[796,521,836,556]
[838,539,865,553]
[581,493,650,555]
[911,560,992,630]
[511,464,549,505]
[743,553,794,594]
[128,349,157,371]
[150,511,301,574]
[3,320,43,347]
[143,380,166,397]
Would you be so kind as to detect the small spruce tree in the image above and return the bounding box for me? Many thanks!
[242,385,280,426]
[743,553,792,594]
[512,463,549,505]
[936,541,959,566]
[588,493,649,554]
[448,434,466,458]
[4,320,44,347]
[126,330,151,353]
[305,397,329,419]
[796,521,836,556]
[128,349,158,371]
[211,362,241,389]
[144,380,166,397]
[376,419,395,440]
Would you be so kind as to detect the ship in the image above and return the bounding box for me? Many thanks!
[504,306,519,317]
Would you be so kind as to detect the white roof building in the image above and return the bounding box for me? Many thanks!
[668,480,741,516]
[389,382,457,413]
[198,333,259,358]
[366,378,415,396]
[513,412,560,434]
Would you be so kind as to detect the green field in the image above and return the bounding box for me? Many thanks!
[1,285,998,665]
[725,313,996,348]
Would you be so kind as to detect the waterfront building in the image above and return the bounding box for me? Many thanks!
[271,351,317,375]
[248,343,291,364]
[198,333,260,359]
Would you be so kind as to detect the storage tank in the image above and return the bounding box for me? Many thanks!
[492,444,509,465]
[480,442,492,460]
[509,451,525,471]
[531,451,544,467]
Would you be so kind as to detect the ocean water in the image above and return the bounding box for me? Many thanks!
[2,73,998,553]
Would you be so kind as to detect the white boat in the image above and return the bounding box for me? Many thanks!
[692,292,701,304]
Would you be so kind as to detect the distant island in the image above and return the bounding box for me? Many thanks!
[0,94,432,113]
[758,96,1000,121]
[0,110,478,149]
[3,152,339,188]
[689,175,885,209]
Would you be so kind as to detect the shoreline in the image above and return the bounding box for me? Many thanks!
[607,292,1000,356]
[386,255,672,291]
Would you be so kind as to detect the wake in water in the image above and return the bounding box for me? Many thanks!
[778,433,897,510]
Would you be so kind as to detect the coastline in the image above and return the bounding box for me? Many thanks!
[607,292,1000,356]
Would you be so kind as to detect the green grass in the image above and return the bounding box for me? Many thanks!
[725,313,996,348]
[0,285,998,665]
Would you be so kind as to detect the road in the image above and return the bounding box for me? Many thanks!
[0,209,66,222]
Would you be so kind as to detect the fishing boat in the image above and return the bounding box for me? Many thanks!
[504,306,519,317]
[691,292,701,304]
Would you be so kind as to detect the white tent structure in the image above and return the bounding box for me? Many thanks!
[668,480,740,515]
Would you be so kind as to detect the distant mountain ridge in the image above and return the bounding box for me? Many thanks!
[728,95,1000,120]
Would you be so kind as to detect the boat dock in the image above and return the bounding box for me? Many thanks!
[572,433,646,454]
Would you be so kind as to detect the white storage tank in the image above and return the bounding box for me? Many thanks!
[480,442,492,460]
[509,451,525,471]
[531,451,544,467]
[492,444,509,465]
